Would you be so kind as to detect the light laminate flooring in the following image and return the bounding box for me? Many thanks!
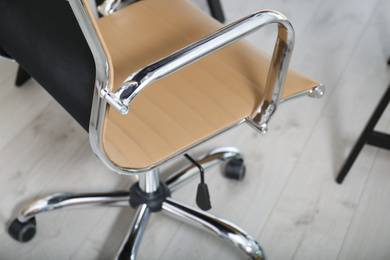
[1,0,390,259]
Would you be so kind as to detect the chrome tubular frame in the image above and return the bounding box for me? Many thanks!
[68,0,297,174]
[114,204,151,260]
[16,191,130,223]
[97,0,122,16]
[102,11,295,129]
[8,2,322,259]
[12,147,266,259]
[162,198,265,260]
[13,147,239,221]
[68,0,121,175]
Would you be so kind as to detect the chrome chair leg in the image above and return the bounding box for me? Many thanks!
[165,147,243,192]
[15,191,130,223]
[161,197,265,260]
[114,204,151,260]
[9,147,263,258]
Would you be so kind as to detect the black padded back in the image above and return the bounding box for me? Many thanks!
[0,0,96,131]
[0,46,11,59]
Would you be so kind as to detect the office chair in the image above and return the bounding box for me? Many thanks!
[0,0,324,259]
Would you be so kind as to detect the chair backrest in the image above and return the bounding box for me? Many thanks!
[0,46,11,59]
[0,0,95,131]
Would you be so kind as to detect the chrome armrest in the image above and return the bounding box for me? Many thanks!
[68,0,296,174]
[97,0,121,16]
[102,10,295,133]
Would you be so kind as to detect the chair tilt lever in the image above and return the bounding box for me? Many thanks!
[184,153,212,211]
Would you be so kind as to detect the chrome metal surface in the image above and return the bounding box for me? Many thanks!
[114,204,150,260]
[162,198,265,260]
[104,10,294,130]
[165,147,243,192]
[68,0,135,176]
[138,169,160,193]
[310,84,326,98]
[246,19,294,133]
[280,83,326,103]
[69,0,290,175]
[97,0,121,16]
[245,106,273,134]
[17,191,130,223]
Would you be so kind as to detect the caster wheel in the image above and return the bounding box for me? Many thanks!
[225,158,246,180]
[8,217,37,243]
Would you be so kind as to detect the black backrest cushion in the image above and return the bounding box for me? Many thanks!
[0,0,96,131]
[0,46,11,59]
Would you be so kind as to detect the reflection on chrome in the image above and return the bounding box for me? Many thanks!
[162,198,265,260]
[97,0,121,16]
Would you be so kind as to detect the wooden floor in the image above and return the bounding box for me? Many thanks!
[1,0,390,259]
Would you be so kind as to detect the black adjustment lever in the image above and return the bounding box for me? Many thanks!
[184,154,211,211]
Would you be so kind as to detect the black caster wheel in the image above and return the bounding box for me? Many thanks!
[8,217,37,243]
[224,158,246,180]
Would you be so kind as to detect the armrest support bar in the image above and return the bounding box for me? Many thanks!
[97,0,121,16]
[103,10,295,132]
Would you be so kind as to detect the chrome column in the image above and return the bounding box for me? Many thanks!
[162,198,265,260]
[138,169,160,193]
[16,191,130,223]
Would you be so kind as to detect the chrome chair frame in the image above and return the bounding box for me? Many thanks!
[14,147,266,259]
[68,0,324,175]
[8,0,324,259]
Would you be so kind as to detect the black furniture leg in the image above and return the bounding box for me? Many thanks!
[15,66,32,87]
[336,83,390,184]
[207,0,225,23]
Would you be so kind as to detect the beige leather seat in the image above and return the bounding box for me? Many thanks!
[94,0,319,169]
